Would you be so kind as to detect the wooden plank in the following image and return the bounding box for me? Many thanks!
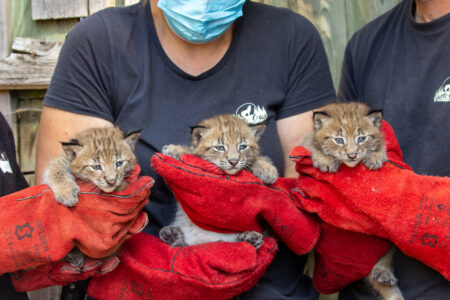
[11,0,78,43]
[0,0,13,127]
[0,37,61,90]
[89,0,116,15]
[31,0,88,20]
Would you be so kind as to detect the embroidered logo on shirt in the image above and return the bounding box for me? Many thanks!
[0,152,13,174]
[236,103,268,125]
[433,77,450,102]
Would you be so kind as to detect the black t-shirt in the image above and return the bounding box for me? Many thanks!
[339,0,450,177]
[0,113,29,299]
[44,1,335,298]
[338,0,450,299]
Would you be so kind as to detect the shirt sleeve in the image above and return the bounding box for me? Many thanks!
[43,13,115,123]
[277,14,336,120]
[337,37,360,102]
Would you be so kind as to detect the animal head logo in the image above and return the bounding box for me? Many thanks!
[236,103,268,125]
[434,77,450,102]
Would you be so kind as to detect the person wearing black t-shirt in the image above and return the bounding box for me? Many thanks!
[338,0,450,299]
[35,0,336,299]
[0,113,29,300]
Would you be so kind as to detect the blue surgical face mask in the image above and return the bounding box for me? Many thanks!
[157,0,246,44]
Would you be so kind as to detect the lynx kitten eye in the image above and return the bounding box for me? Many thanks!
[214,145,226,152]
[356,136,367,144]
[91,164,103,171]
[333,137,345,145]
[238,144,248,151]
[115,160,124,168]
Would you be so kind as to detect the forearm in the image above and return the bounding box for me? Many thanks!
[35,106,113,184]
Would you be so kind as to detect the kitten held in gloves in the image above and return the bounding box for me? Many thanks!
[161,114,278,249]
[44,127,140,268]
[303,102,403,300]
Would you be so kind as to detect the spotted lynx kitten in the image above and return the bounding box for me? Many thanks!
[44,127,140,267]
[160,114,278,249]
[304,102,403,300]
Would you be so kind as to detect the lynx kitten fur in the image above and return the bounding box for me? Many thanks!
[44,127,140,267]
[304,102,403,300]
[160,114,278,249]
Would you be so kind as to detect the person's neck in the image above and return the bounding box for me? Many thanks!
[414,0,450,23]
[151,0,234,76]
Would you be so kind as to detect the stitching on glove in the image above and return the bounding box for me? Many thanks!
[291,188,310,200]
[387,160,408,170]
[16,189,51,202]
[122,242,277,286]
[79,180,154,198]
[154,154,290,197]
[99,259,120,275]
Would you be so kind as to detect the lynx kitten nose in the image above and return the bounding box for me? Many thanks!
[347,153,357,160]
[228,159,239,166]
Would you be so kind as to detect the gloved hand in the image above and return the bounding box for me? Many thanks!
[11,255,120,292]
[0,164,152,274]
[151,153,320,255]
[312,223,391,294]
[88,232,278,300]
[290,121,450,280]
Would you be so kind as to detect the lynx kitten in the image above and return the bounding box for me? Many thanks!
[304,102,403,300]
[160,114,278,249]
[44,127,140,267]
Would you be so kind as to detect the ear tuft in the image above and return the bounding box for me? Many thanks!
[248,124,266,141]
[367,110,383,128]
[124,129,141,149]
[61,139,82,160]
[313,111,330,130]
[190,126,208,147]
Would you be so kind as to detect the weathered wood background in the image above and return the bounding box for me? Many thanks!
[0,1,401,298]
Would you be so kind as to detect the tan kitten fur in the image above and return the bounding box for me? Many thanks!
[44,126,140,267]
[306,102,387,173]
[304,102,403,300]
[160,114,278,248]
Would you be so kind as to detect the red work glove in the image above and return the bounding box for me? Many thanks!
[11,255,120,292]
[88,232,277,300]
[0,165,152,274]
[290,121,450,280]
[151,153,320,255]
[312,223,391,294]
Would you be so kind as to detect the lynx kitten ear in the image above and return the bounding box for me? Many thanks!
[313,111,330,130]
[190,126,208,147]
[249,124,266,142]
[367,110,383,128]
[61,139,82,160]
[124,129,141,150]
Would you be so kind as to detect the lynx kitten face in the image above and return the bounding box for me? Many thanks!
[190,114,265,175]
[309,102,386,172]
[62,127,140,192]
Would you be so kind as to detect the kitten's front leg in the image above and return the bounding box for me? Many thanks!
[251,156,278,184]
[162,144,192,160]
[159,226,187,247]
[312,152,341,173]
[363,150,387,170]
[44,157,80,207]
[65,247,85,268]
[237,231,263,249]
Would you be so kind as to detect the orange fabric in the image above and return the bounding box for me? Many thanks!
[0,165,152,275]
[88,233,277,300]
[151,153,321,255]
[290,121,450,287]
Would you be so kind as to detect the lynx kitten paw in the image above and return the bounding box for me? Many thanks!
[162,145,190,160]
[65,249,85,269]
[363,155,387,170]
[237,231,263,249]
[159,226,187,247]
[371,265,398,286]
[53,182,80,207]
[251,161,278,184]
